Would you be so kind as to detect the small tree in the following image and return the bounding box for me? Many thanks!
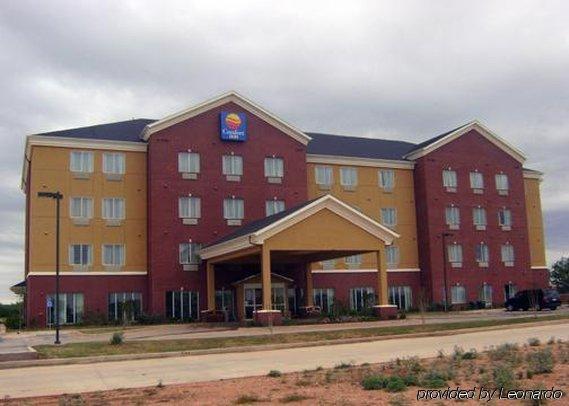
[550,257,569,293]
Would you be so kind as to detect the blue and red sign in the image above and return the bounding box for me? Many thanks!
[220,112,247,141]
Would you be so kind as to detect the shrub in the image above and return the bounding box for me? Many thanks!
[280,393,310,403]
[4,315,21,330]
[419,371,448,388]
[236,394,260,404]
[401,374,419,386]
[488,343,521,364]
[385,376,407,392]
[527,348,554,374]
[398,312,407,320]
[399,356,423,373]
[334,361,353,369]
[362,375,387,390]
[110,332,124,345]
[528,338,541,347]
[493,364,515,390]
[547,337,556,345]
[267,370,282,378]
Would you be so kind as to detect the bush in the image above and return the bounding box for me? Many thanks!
[138,313,166,325]
[488,343,521,364]
[527,348,554,374]
[493,364,515,390]
[281,393,310,403]
[4,315,21,330]
[420,371,448,388]
[110,332,124,345]
[267,370,282,378]
[236,394,259,404]
[385,376,407,392]
[362,375,387,390]
[528,337,541,347]
[401,374,419,386]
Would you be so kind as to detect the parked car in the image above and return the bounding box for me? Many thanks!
[504,289,561,311]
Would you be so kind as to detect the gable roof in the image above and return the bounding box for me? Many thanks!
[141,91,312,145]
[35,119,154,143]
[404,120,527,163]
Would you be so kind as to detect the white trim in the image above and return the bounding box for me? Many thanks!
[141,91,311,145]
[312,268,421,274]
[530,265,548,270]
[404,121,526,163]
[232,272,295,285]
[27,271,147,276]
[523,169,544,180]
[306,154,414,169]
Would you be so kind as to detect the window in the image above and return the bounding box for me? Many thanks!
[340,167,358,189]
[265,200,285,216]
[479,284,493,307]
[264,157,284,181]
[108,292,142,322]
[102,153,125,175]
[70,151,94,173]
[473,207,487,230]
[501,244,515,266]
[102,244,125,266]
[380,208,397,228]
[179,197,201,221]
[46,293,84,325]
[179,243,201,266]
[345,254,362,268]
[495,173,509,195]
[451,285,466,304]
[385,246,399,268]
[178,152,200,176]
[69,244,92,266]
[223,198,244,224]
[349,287,374,312]
[315,165,333,188]
[469,171,484,192]
[313,288,335,313]
[272,287,286,311]
[222,155,243,178]
[476,243,489,266]
[70,197,93,219]
[498,208,512,230]
[505,283,517,300]
[445,206,460,229]
[442,169,457,191]
[102,198,125,220]
[389,286,412,310]
[447,243,463,267]
[321,259,336,270]
[378,169,395,191]
[166,291,200,321]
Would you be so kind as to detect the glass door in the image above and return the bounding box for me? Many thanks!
[216,289,235,321]
[244,286,263,319]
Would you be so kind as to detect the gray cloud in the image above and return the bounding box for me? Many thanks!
[1,0,568,302]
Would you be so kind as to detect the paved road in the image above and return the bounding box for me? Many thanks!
[0,322,567,399]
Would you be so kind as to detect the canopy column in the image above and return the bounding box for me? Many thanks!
[261,245,272,310]
[374,247,398,319]
[305,263,314,307]
[206,261,215,311]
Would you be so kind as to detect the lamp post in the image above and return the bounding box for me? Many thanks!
[441,232,453,312]
[38,191,63,344]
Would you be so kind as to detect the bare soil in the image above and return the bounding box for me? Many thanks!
[4,340,568,405]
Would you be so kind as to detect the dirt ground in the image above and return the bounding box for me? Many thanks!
[4,340,568,405]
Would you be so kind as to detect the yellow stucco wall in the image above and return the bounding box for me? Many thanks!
[306,163,419,270]
[524,177,547,267]
[27,145,147,273]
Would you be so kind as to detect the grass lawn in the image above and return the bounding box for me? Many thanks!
[33,313,569,359]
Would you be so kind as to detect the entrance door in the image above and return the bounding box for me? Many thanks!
[216,289,235,321]
[244,286,263,319]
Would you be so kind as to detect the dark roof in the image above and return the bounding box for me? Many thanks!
[405,122,470,154]
[204,198,320,248]
[36,119,156,143]
[306,132,417,161]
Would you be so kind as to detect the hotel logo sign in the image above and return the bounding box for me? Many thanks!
[220,112,247,141]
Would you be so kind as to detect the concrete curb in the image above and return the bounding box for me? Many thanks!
[0,318,566,370]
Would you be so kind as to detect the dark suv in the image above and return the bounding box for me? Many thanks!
[504,289,561,311]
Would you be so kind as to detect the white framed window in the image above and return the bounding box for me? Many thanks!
[108,292,142,322]
[479,284,493,307]
[495,173,509,194]
[501,244,515,266]
[102,153,125,175]
[349,287,374,312]
[473,207,487,229]
[445,206,460,229]
[378,169,395,191]
[179,243,201,265]
[70,197,93,219]
[223,198,244,222]
[102,198,125,220]
[265,200,285,216]
[380,207,397,228]
[470,171,484,192]
[47,293,84,325]
[321,259,336,270]
[179,197,201,219]
[442,169,457,191]
[447,243,463,267]
[385,245,400,267]
[389,286,412,310]
[166,291,200,320]
[102,244,125,266]
[340,167,358,189]
[178,152,200,174]
[476,243,489,266]
[313,288,335,313]
[264,157,284,179]
[315,165,333,188]
[498,208,512,229]
[345,254,362,268]
[451,285,466,304]
[68,244,92,266]
[70,151,94,173]
[222,155,243,176]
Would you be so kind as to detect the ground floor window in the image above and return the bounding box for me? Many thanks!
[479,284,493,307]
[108,292,142,322]
[451,285,466,304]
[349,287,374,312]
[389,286,412,310]
[288,288,301,315]
[272,286,286,312]
[46,293,84,325]
[166,291,199,321]
[313,288,335,313]
[504,283,517,300]
[215,289,235,321]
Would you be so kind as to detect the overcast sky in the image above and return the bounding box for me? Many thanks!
[1,0,568,303]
